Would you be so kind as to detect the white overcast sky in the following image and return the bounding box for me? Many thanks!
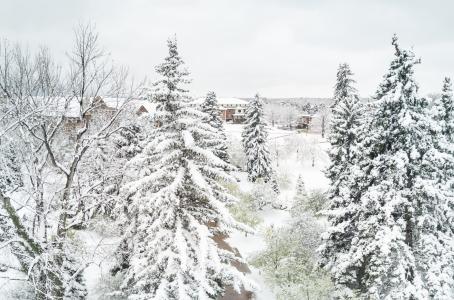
[1,0,453,98]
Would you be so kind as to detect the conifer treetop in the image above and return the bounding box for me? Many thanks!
[154,37,190,97]
[333,63,357,108]
[375,35,421,101]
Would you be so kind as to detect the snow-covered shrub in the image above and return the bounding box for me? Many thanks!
[304,189,327,215]
[250,180,281,210]
[276,170,291,190]
[224,182,262,227]
[291,177,326,216]
[250,223,333,300]
[96,273,127,300]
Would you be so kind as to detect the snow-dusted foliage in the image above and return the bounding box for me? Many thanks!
[250,215,332,299]
[318,63,365,291]
[439,77,454,140]
[332,63,358,108]
[249,179,281,210]
[116,38,253,299]
[0,140,22,192]
[242,94,274,183]
[77,123,145,221]
[290,175,308,219]
[321,36,454,298]
[200,91,229,163]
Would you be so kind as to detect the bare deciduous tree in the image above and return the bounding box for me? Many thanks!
[0,23,144,299]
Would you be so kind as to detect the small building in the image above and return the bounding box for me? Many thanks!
[194,97,249,124]
[43,96,155,134]
[296,114,313,130]
[217,98,248,123]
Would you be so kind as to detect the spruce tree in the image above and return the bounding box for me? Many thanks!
[318,63,364,292]
[117,38,252,299]
[242,94,274,183]
[332,63,357,108]
[200,91,229,163]
[326,63,363,200]
[329,36,454,298]
[291,175,308,219]
[439,77,454,140]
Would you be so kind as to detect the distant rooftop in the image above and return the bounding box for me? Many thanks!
[41,96,155,118]
[193,97,248,106]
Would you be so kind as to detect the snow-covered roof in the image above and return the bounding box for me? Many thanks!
[193,97,248,106]
[41,96,155,118]
[103,97,156,114]
[217,97,248,106]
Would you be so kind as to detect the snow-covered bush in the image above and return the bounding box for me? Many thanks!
[292,176,327,216]
[304,189,327,215]
[250,223,333,300]
[96,273,127,300]
[250,180,282,210]
[276,170,291,190]
[224,182,263,228]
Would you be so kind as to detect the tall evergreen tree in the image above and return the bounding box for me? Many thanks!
[326,63,363,200]
[242,94,274,183]
[200,91,229,163]
[116,38,252,299]
[332,63,357,108]
[326,36,454,298]
[319,63,364,292]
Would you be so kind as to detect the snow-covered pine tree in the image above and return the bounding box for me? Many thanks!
[200,91,229,163]
[332,35,454,298]
[109,124,146,275]
[242,94,274,183]
[424,77,454,298]
[439,77,454,140]
[431,77,454,188]
[332,63,357,108]
[117,38,252,299]
[318,63,364,291]
[291,175,308,218]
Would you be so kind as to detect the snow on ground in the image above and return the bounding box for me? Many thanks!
[0,249,29,299]
[225,124,329,299]
[77,228,121,299]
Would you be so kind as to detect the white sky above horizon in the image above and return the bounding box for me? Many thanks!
[1,0,453,98]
